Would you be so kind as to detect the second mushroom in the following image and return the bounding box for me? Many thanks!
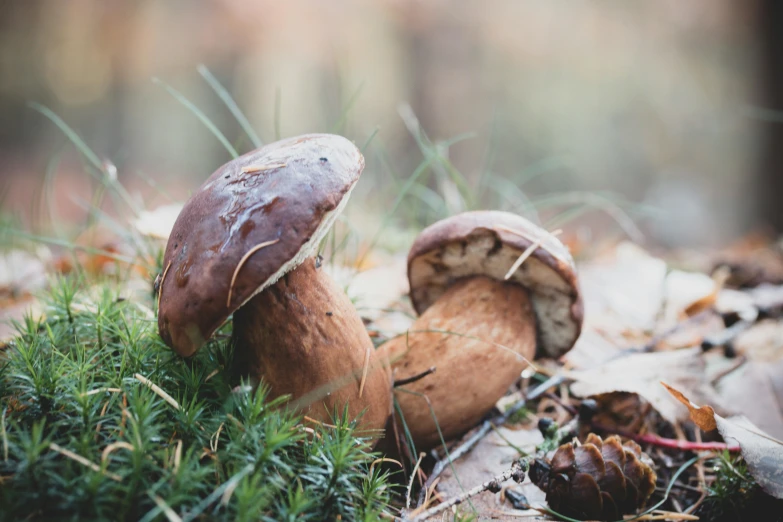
[380,210,583,450]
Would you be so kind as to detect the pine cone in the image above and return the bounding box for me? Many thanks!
[529,434,657,521]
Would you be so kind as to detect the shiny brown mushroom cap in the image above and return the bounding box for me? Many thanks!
[157,134,364,357]
[407,210,583,359]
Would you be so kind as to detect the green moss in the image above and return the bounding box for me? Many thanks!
[0,275,395,521]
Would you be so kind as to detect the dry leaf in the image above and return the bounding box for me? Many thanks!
[661,381,717,431]
[682,266,730,317]
[715,359,783,439]
[133,203,183,240]
[568,347,720,424]
[663,383,783,499]
[0,249,48,298]
[577,242,667,334]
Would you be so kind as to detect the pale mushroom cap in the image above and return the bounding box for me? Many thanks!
[158,134,364,357]
[407,210,583,359]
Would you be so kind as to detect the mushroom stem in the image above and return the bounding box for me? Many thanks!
[380,276,536,450]
[231,257,392,438]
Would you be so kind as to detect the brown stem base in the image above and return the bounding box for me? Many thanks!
[380,276,536,450]
[231,257,392,438]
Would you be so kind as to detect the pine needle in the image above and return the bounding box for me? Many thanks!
[49,443,122,482]
[226,239,280,307]
[134,373,181,411]
[358,343,372,398]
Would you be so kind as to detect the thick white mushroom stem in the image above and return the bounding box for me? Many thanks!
[231,257,392,439]
[380,276,536,450]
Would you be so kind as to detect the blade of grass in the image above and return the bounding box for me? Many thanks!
[152,77,238,159]
[516,155,571,187]
[28,103,140,216]
[330,81,365,133]
[197,64,262,148]
[536,191,647,243]
[28,102,102,171]
[398,103,477,208]
[355,154,436,267]
[42,148,66,237]
[6,228,149,269]
[274,86,282,141]
[361,126,380,153]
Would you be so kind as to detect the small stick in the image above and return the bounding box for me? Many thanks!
[394,367,437,388]
[134,373,181,411]
[701,319,753,351]
[415,376,555,508]
[50,443,122,482]
[241,163,286,174]
[226,239,280,307]
[407,459,527,521]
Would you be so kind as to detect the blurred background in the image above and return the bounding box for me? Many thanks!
[0,0,781,251]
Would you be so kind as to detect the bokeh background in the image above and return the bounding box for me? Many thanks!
[1,0,781,250]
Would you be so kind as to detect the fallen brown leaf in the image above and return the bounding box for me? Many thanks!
[663,383,783,499]
[661,381,717,431]
[568,347,720,424]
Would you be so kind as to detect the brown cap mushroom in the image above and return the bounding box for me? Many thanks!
[157,134,391,436]
[408,210,582,358]
[380,210,582,450]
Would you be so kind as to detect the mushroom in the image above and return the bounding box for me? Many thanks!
[157,134,392,437]
[380,210,583,449]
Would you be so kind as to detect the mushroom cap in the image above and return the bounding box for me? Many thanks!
[158,134,364,357]
[407,210,583,359]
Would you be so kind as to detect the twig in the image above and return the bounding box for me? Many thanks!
[701,319,753,351]
[49,442,122,482]
[394,367,437,388]
[415,376,555,507]
[592,423,740,452]
[710,355,747,385]
[134,373,181,411]
[406,459,527,521]
[226,238,280,307]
